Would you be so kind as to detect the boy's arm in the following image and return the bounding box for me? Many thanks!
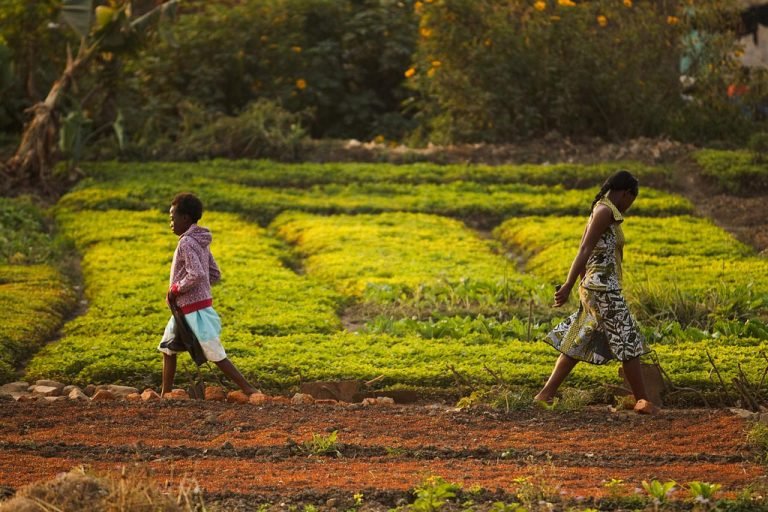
[209,252,221,285]
[170,240,206,295]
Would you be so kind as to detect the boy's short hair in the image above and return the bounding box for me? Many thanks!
[171,193,203,222]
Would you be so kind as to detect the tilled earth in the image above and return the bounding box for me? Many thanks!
[0,400,763,507]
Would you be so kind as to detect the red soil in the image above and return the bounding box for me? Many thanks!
[0,400,764,503]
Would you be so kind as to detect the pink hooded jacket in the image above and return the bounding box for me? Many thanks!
[169,224,221,314]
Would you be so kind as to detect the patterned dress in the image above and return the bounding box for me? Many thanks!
[545,197,649,364]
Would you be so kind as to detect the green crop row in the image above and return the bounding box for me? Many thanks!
[59,164,692,227]
[273,211,545,316]
[0,198,76,384]
[694,149,768,194]
[496,215,768,330]
[26,209,344,385]
[0,265,76,383]
[80,160,669,189]
[22,205,767,395]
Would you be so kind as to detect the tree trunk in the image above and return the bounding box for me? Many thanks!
[4,43,94,196]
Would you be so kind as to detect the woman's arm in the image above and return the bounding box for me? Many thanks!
[553,206,613,307]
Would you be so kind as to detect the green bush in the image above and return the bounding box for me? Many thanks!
[131,99,306,161]
[748,132,768,163]
[0,196,54,264]
[123,0,417,144]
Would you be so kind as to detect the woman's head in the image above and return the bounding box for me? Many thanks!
[170,193,203,235]
[592,170,639,212]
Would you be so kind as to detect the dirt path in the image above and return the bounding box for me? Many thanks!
[0,401,763,506]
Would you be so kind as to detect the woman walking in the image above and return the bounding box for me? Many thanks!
[534,170,657,414]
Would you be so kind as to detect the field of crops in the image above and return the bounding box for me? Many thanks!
[6,160,768,400]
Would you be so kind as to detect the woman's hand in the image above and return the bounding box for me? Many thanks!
[553,283,573,307]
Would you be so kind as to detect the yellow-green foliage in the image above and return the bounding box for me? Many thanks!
[495,215,768,327]
[0,265,75,383]
[24,160,768,393]
[0,198,76,384]
[695,149,768,193]
[273,211,542,309]
[79,160,669,188]
[26,210,343,385]
[59,162,692,226]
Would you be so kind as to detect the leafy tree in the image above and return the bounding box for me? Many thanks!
[1,0,177,195]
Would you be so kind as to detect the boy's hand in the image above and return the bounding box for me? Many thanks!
[166,283,179,305]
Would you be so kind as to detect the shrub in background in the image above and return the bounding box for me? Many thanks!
[121,0,417,150]
[120,99,306,161]
[407,0,765,145]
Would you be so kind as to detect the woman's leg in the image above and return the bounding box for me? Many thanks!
[161,353,177,396]
[535,353,579,402]
[621,356,648,401]
[215,358,259,395]
[622,357,659,414]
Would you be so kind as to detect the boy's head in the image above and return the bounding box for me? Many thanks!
[169,193,203,236]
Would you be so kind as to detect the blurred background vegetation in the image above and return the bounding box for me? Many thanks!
[0,0,767,164]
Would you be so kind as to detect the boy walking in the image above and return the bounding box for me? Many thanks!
[158,192,258,396]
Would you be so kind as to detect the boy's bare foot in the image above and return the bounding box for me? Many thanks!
[633,399,659,415]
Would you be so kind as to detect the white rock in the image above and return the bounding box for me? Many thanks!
[729,407,757,420]
[68,388,89,401]
[0,382,30,394]
[30,385,60,397]
[35,379,65,391]
[97,384,140,397]
[291,393,315,405]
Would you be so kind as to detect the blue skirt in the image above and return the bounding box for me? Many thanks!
[158,307,227,362]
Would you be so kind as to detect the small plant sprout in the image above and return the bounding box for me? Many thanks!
[603,478,626,498]
[302,431,341,457]
[411,476,461,512]
[642,480,677,509]
[747,423,768,453]
[353,492,364,507]
[687,481,722,507]
[488,502,526,512]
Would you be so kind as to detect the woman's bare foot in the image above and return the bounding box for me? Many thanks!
[533,392,556,406]
[633,399,659,415]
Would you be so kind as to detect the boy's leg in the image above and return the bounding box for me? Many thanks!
[214,358,259,395]
[535,353,578,402]
[161,353,177,396]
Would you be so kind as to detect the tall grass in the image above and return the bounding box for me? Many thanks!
[0,466,206,512]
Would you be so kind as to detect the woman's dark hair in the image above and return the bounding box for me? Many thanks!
[591,170,639,210]
[172,193,203,222]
